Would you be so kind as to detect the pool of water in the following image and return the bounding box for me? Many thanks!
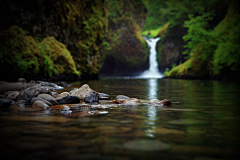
[1,78,240,160]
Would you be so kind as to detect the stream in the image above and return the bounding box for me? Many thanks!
[0,78,240,160]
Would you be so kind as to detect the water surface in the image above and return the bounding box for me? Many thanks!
[0,78,240,160]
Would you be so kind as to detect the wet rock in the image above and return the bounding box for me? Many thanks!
[30,80,35,84]
[98,93,110,100]
[39,82,64,90]
[58,81,71,87]
[113,98,141,105]
[17,78,26,83]
[0,94,5,98]
[32,100,50,110]
[69,88,78,94]
[37,94,58,105]
[6,91,19,101]
[85,92,99,103]
[17,85,51,104]
[70,84,100,103]
[116,95,130,99]
[31,97,53,106]
[15,100,26,107]
[58,95,80,104]
[55,92,70,101]
[51,92,59,97]
[51,105,70,110]
[67,110,108,118]
[0,98,11,109]
[0,82,30,94]
[150,99,171,106]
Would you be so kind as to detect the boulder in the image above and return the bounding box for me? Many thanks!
[116,95,130,100]
[6,91,19,101]
[85,93,99,103]
[50,105,70,110]
[37,94,58,105]
[0,82,30,94]
[32,100,50,110]
[70,84,97,100]
[17,78,26,83]
[17,85,51,104]
[55,92,70,101]
[58,82,71,87]
[39,82,64,90]
[31,97,53,106]
[113,98,141,105]
[98,93,110,100]
[150,99,171,106]
[58,96,80,104]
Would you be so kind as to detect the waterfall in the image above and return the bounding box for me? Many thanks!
[139,37,163,78]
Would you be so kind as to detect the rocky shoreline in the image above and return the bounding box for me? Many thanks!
[0,78,171,117]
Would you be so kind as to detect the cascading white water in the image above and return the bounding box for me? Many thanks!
[139,37,163,78]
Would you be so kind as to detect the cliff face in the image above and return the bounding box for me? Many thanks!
[0,0,107,81]
[100,0,148,76]
[156,25,187,72]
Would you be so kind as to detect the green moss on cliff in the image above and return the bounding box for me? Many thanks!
[0,26,79,80]
[0,26,43,79]
[40,37,79,77]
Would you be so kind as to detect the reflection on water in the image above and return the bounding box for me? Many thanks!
[146,79,158,137]
[148,78,158,100]
[1,78,240,160]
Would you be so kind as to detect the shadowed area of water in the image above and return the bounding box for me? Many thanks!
[0,78,240,160]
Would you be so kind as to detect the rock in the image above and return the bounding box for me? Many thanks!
[116,95,130,99]
[55,92,70,101]
[51,92,59,97]
[69,88,78,94]
[0,98,11,109]
[30,80,35,84]
[70,84,97,100]
[85,93,99,103]
[6,91,19,101]
[32,100,50,110]
[98,93,110,100]
[58,81,71,87]
[113,98,141,105]
[17,85,51,104]
[0,94,5,98]
[0,82,30,94]
[15,100,26,107]
[17,78,26,83]
[150,99,171,106]
[31,97,53,106]
[58,96,80,104]
[51,105,70,110]
[39,82,64,90]
[37,94,58,105]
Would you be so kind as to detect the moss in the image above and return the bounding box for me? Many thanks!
[40,37,79,76]
[0,26,44,80]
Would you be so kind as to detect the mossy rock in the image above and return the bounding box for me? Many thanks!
[40,37,79,76]
[0,26,44,80]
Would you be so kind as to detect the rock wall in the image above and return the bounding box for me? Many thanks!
[0,0,107,81]
[100,0,148,76]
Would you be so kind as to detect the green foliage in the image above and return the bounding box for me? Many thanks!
[182,12,218,63]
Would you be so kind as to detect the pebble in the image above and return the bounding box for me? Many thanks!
[32,100,50,110]
[37,94,58,105]
[31,97,53,106]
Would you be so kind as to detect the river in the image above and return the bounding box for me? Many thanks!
[0,78,240,160]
